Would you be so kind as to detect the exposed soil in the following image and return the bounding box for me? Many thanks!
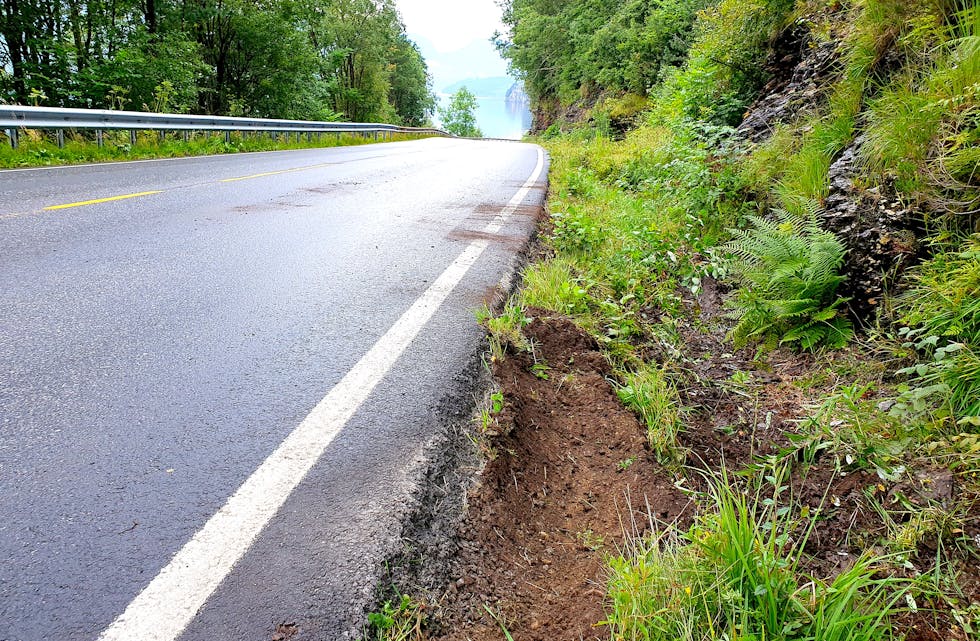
[412,273,980,640]
[373,251,978,641]
[435,313,690,640]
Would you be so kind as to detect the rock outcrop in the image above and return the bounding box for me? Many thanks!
[821,143,920,321]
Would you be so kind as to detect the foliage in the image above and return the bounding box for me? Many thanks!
[487,0,980,636]
[604,472,902,641]
[366,594,425,641]
[438,87,482,138]
[520,258,590,316]
[617,363,684,464]
[0,129,430,170]
[725,210,853,350]
[496,0,710,105]
[669,0,796,126]
[860,0,980,212]
[480,301,531,363]
[0,0,435,125]
[894,236,980,419]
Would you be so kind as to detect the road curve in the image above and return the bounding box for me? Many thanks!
[0,139,548,641]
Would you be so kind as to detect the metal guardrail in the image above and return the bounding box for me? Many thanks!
[0,105,451,148]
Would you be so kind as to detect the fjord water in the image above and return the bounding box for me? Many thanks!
[436,93,534,140]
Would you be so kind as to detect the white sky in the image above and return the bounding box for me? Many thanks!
[396,0,507,52]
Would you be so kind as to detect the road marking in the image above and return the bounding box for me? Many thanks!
[43,191,163,211]
[219,162,336,182]
[218,152,407,182]
[96,146,546,641]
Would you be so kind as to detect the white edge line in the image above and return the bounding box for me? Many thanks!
[96,145,546,641]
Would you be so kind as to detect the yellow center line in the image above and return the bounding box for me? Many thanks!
[43,191,163,211]
[12,151,399,219]
[219,162,337,183]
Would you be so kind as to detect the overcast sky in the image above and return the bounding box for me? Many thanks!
[396,0,507,52]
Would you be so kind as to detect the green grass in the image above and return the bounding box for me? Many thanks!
[364,595,426,641]
[0,128,435,169]
[520,258,590,316]
[604,471,904,641]
[616,363,684,465]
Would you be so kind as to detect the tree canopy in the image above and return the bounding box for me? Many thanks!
[0,0,436,124]
[495,0,710,106]
[438,87,482,138]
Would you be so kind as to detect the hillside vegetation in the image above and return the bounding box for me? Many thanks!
[0,0,434,125]
[473,0,980,637]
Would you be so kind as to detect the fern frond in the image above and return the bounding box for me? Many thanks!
[724,207,851,351]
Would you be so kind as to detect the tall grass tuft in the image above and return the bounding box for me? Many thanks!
[604,472,904,641]
[616,363,684,464]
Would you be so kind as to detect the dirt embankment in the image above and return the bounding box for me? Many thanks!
[437,314,689,639]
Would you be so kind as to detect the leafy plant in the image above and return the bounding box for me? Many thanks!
[366,595,425,641]
[482,301,531,362]
[725,209,853,350]
[895,236,980,419]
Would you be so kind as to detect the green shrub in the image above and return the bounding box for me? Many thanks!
[668,0,797,125]
[725,209,853,350]
[896,236,980,419]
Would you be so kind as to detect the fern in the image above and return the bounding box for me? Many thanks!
[724,209,852,351]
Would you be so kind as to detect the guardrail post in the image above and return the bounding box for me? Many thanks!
[159,130,166,142]
[7,128,17,149]
[130,130,136,146]
[182,130,189,143]
[57,130,65,148]
[225,131,231,144]
[96,129,104,148]
[307,132,312,142]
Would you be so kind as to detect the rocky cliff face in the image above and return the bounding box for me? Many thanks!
[737,26,840,143]
[737,21,923,324]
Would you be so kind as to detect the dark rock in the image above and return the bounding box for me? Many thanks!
[738,25,843,142]
[820,140,922,321]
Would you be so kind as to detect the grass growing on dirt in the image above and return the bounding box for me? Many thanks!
[0,129,434,169]
[475,0,980,636]
[364,595,426,641]
[606,472,904,641]
[616,363,684,465]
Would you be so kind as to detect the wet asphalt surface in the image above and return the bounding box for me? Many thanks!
[0,139,547,641]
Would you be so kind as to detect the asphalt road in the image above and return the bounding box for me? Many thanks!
[0,139,547,641]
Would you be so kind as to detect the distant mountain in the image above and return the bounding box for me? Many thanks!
[410,34,510,94]
[442,76,516,98]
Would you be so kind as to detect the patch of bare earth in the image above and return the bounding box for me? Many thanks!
[435,313,689,641]
[423,276,977,640]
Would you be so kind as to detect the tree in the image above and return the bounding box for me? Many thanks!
[0,0,434,125]
[495,0,708,106]
[439,87,482,138]
[387,35,435,126]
